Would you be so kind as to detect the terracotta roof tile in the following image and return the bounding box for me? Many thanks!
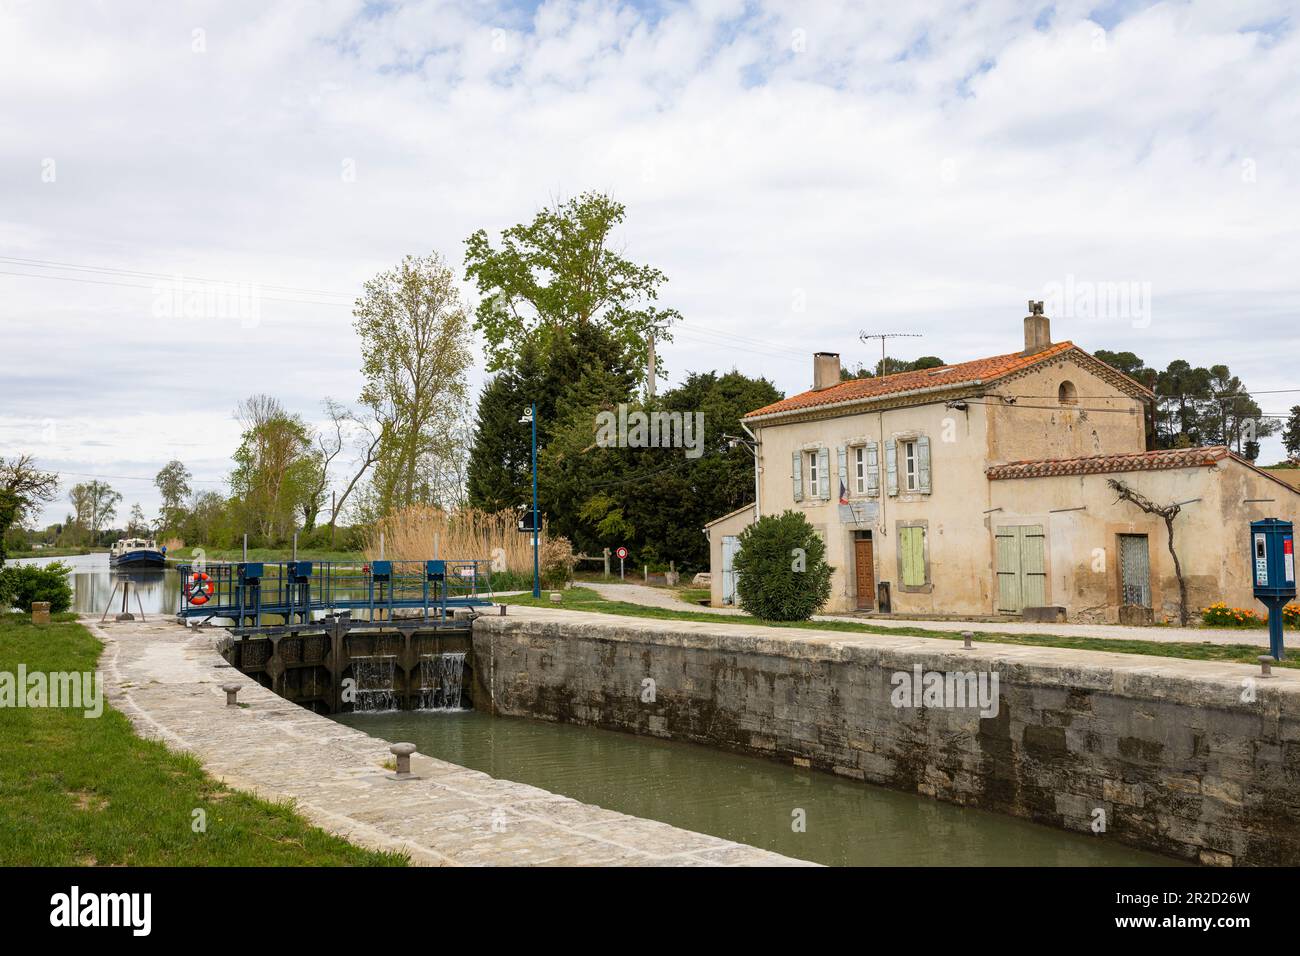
[986,446,1231,480]
[744,342,1077,420]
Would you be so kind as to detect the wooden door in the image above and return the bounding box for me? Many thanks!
[996,525,1046,612]
[854,536,875,609]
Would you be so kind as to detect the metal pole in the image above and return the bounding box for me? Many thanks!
[293,532,298,561]
[379,532,385,560]
[1268,601,1285,661]
[531,402,540,599]
[242,533,248,562]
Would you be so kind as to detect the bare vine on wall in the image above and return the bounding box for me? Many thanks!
[1106,478,1189,625]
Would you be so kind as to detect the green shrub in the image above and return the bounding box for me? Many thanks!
[0,561,74,613]
[733,510,833,621]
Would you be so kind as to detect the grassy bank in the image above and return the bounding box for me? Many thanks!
[5,548,95,559]
[501,587,1298,669]
[0,613,405,866]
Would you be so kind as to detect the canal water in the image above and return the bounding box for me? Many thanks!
[11,552,179,616]
[335,709,1181,867]
[26,553,1180,866]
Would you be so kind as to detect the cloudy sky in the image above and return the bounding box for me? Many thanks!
[2,0,1298,526]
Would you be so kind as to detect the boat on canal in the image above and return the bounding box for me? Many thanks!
[109,537,167,570]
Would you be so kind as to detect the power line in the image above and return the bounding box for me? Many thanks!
[0,268,352,308]
[43,469,225,485]
[0,254,355,299]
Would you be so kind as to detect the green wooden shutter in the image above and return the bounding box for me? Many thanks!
[817,447,830,499]
[1021,525,1046,607]
[837,446,847,500]
[900,527,925,586]
[917,435,931,493]
[866,441,879,497]
[995,526,1021,612]
[885,439,898,496]
[995,525,1046,611]
[792,451,803,502]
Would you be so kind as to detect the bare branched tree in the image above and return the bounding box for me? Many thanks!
[1107,478,1189,625]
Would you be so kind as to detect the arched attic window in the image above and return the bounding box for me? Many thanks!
[1058,380,1079,405]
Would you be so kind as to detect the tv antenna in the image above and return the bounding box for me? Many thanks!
[858,331,923,377]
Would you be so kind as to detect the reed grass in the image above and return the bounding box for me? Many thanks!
[364,505,544,573]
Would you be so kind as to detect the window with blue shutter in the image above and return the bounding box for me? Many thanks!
[791,451,803,502]
[917,435,931,494]
[866,441,880,497]
[816,447,830,499]
[885,439,898,497]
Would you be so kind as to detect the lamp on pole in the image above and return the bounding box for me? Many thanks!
[520,404,540,598]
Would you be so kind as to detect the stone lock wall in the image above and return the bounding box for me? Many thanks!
[473,615,1300,865]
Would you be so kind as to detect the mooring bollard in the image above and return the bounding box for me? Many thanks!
[390,742,417,776]
[498,603,507,616]
[221,683,241,705]
[1259,655,1276,678]
[31,601,51,625]
[962,631,973,650]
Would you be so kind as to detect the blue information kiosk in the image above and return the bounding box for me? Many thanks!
[1251,518,1296,661]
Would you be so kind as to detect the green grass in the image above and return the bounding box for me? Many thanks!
[677,587,710,606]
[0,613,406,866]
[5,547,94,559]
[169,546,364,563]
[501,587,1297,669]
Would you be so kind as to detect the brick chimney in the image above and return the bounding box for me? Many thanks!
[1022,300,1051,356]
[813,352,841,389]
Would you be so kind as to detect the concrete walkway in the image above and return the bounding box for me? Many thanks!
[584,581,1273,648]
[91,616,809,867]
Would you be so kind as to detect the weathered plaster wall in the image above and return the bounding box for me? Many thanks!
[752,399,994,614]
[984,357,1146,462]
[704,505,755,608]
[474,613,1300,865]
[989,462,1300,623]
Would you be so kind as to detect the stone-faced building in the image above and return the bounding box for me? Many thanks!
[707,307,1299,623]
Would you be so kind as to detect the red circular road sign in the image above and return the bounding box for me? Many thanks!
[615,546,629,560]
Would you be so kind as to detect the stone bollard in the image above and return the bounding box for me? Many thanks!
[390,742,417,777]
[31,602,51,625]
[1258,655,1276,678]
[962,631,973,650]
[549,591,562,603]
[221,683,242,706]
[498,603,507,616]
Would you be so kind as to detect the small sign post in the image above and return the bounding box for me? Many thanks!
[615,546,628,581]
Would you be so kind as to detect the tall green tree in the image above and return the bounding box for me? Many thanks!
[228,395,315,543]
[464,191,679,381]
[1282,406,1300,460]
[0,455,58,566]
[154,459,192,534]
[538,369,780,571]
[353,251,474,517]
[68,480,121,545]
[467,326,640,515]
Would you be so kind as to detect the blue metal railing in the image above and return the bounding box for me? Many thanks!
[176,559,495,627]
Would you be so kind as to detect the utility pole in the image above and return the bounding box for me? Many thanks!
[647,332,656,401]
[520,404,540,598]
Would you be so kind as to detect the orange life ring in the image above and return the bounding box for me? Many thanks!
[186,571,214,606]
